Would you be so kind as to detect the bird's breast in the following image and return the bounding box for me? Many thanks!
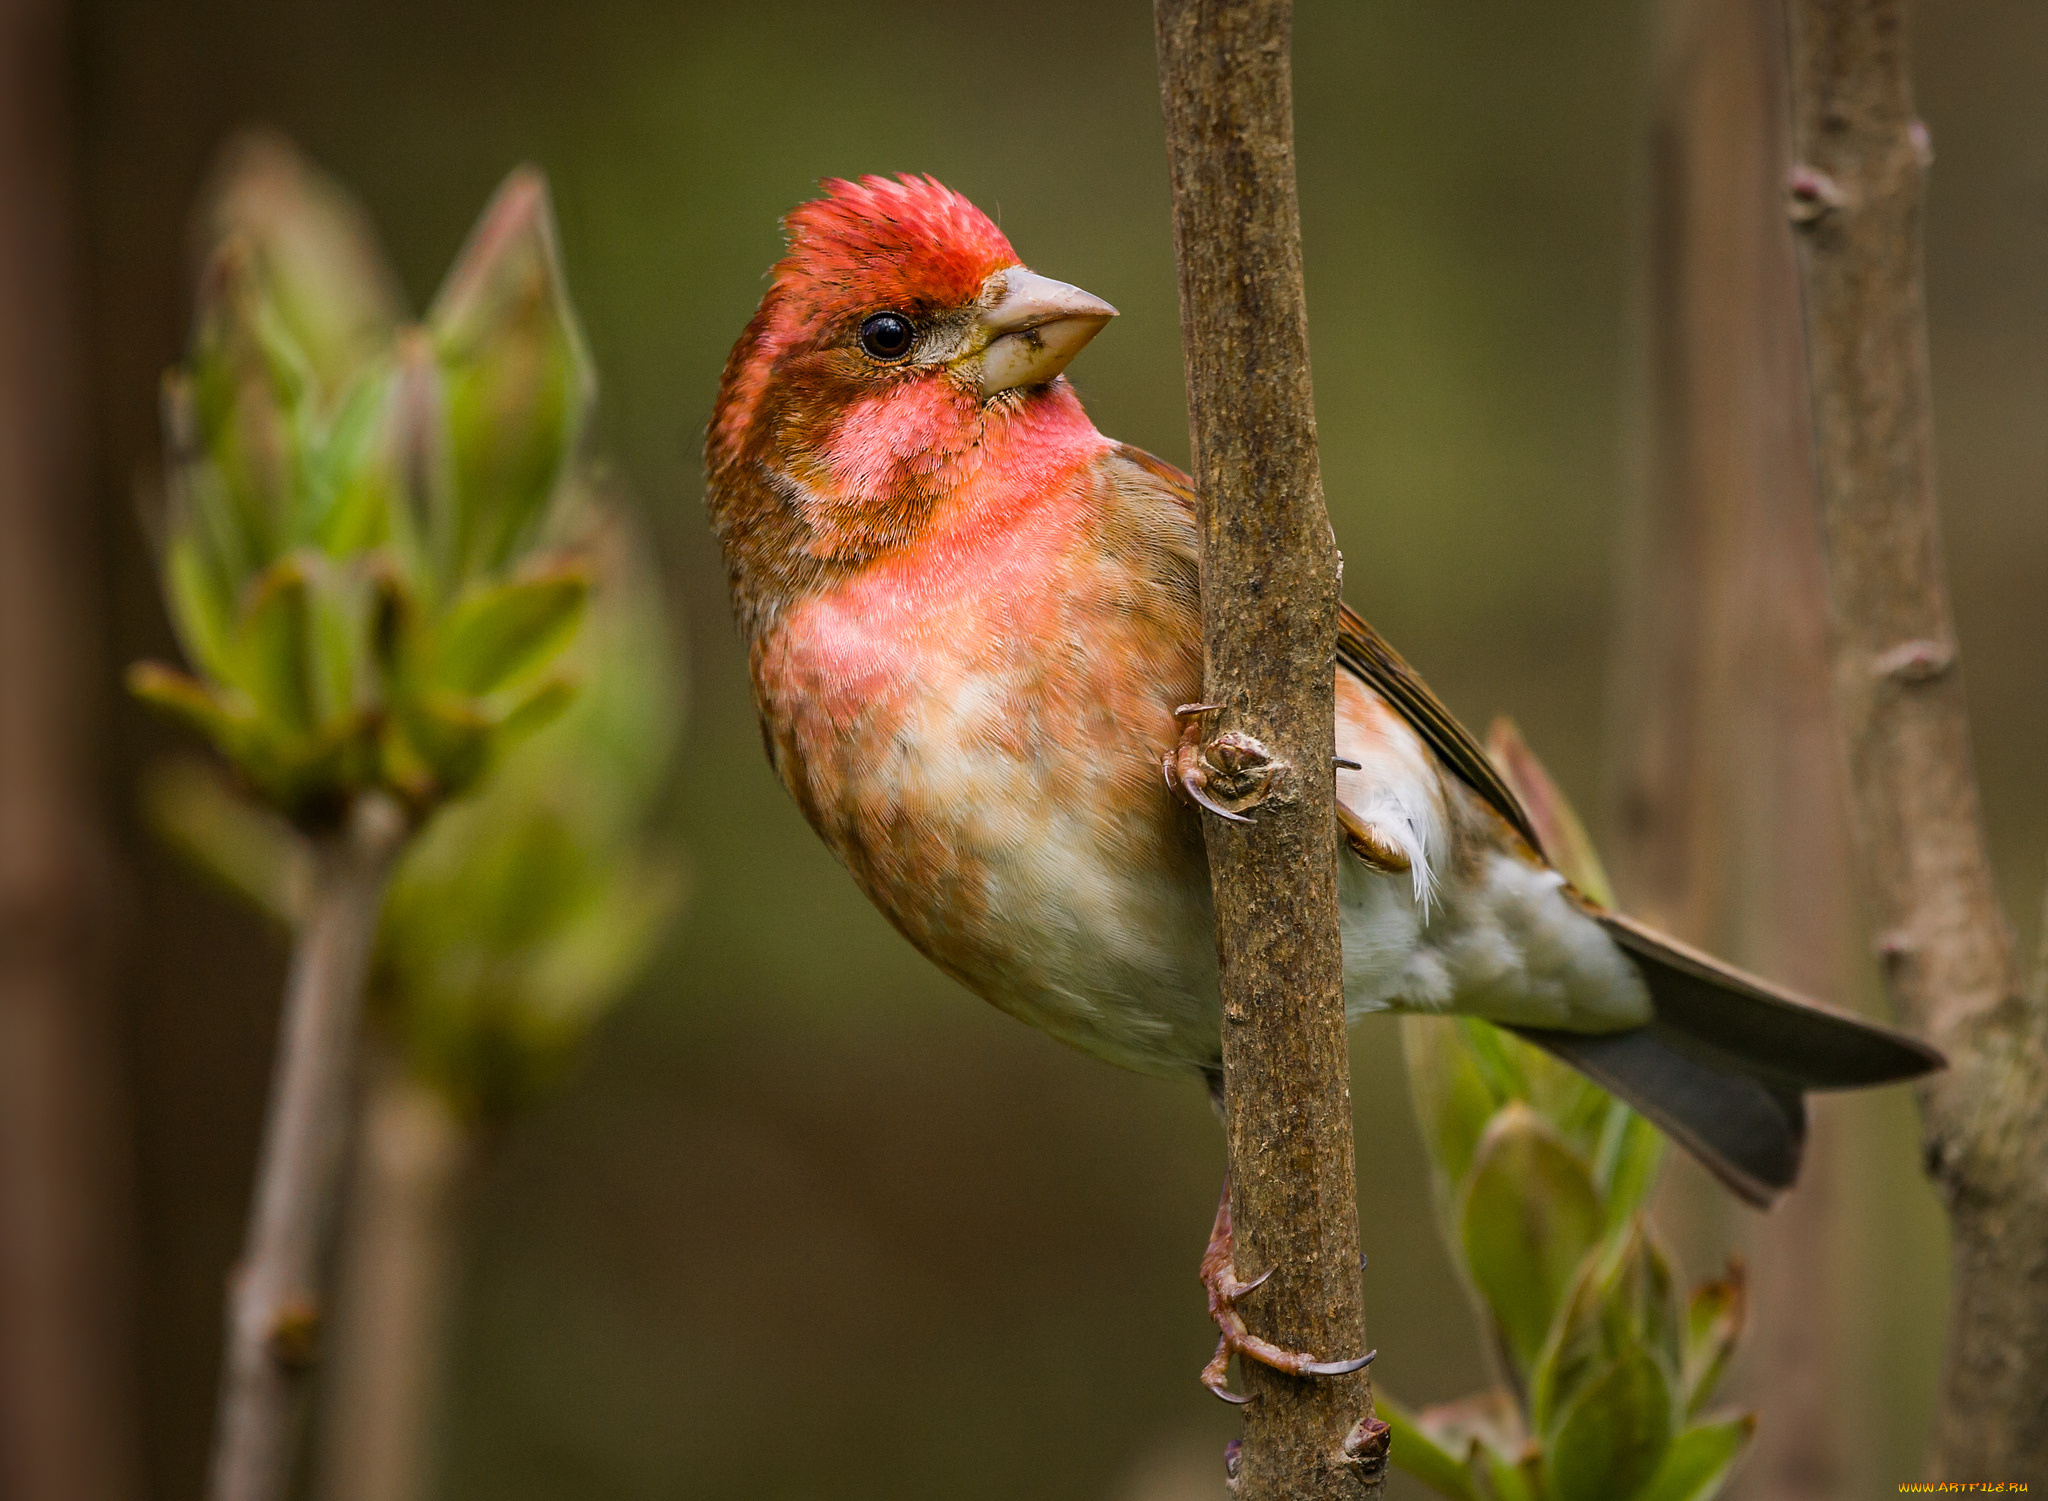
[749,490,1224,1075]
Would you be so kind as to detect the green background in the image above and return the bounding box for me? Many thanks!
[73,1,2046,1496]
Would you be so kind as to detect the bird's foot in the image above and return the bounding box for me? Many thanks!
[1198,1183,1376,1404]
[1163,704,1280,825]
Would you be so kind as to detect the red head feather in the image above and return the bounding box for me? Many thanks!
[706,175,1108,628]
[780,175,1017,312]
[711,176,1019,456]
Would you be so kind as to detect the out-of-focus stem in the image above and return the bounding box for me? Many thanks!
[317,1059,471,1501]
[1784,0,2048,1478]
[0,0,138,1497]
[207,794,405,1501]
[1613,0,1853,1493]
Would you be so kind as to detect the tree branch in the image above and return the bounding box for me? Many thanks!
[0,3,139,1498]
[207,794,406,1501]
[317,1057,471,1501]
[1153,2,1383,1494]
[1783,0,2048,1477]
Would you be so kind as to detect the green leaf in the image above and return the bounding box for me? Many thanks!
[197,133,404,408]
[164,530,237,682]
[1531,1246,1610,1436]
[367,522,679,1121]
[302,555,378,731]
[1460,1102,1604,1379]
[1519,1038,1618,1164]
[141,758,307,924]
[1595,1102,1667,1231]
[390,691,494,801]
[127,662,258,760]
[186,239,313,559]
[1632,1415,1755,1501]
[1543,1349,1674,1501]
[491,677,577,751]
[1468,1445,1542,1501]
[522,855,682,1024]
[435,571,588,696]
[1380,1395,1483,1501]
[1634,1233,1682,1376]
[531,512,682,818]
[1457,1017,1531,1103]
[1402,1015,1506,1200]
[1532,1223,1682,1435]
[1382,1389,1544,1501]
[375,714,438,808]
[303,363,398,556]
[1681,1261,1747,1415]
[426,168,594,582]
[380,333,457,599]
[232,555,317,731]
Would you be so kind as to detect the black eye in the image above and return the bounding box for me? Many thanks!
[859,312,915,361]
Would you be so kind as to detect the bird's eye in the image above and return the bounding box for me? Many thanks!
[859,312,916,361]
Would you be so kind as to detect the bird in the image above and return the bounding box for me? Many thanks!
[702,173,1942,1401]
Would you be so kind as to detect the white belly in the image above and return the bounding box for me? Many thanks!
[965,809,1225,1077]
[1341,849,1651,1033]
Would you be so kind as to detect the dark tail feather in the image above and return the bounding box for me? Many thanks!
[1512,1023,1806,1206]
[1598,912,1945,1088]
[1513,911,1944,1208]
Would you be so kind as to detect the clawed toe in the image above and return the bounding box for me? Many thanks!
[1197,1182,1374,1403]
[1230,1264,1273,1297]
[1165,743,1254,824]
[1306,1351,1377,1377]
[1164,704,1262,825]
[1203,1334,1255,1404]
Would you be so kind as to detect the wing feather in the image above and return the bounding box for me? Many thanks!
[1116,443,1543,860]
[1335,603,1544,856]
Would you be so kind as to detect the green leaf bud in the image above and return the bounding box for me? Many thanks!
[426,168,594,584]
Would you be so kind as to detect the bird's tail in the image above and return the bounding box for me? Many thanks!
[1512,912,1943,1207]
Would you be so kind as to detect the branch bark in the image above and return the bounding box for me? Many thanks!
[1783,0,2048,1479]
[1153,3,1382,1495]
[317,1058,470,1501]
[207,795,405,1501]
[0,1,139,1496]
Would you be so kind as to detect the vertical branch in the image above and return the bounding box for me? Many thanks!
[1783,0,2048,1477]
[1153,3,1382,1496]
[1614,0,1854,1493]
[0,0,140,1497]
[208,795,405,1501]
[317,1060,471,1501]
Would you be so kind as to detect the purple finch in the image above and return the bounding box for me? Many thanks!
[704,175,1939,1396]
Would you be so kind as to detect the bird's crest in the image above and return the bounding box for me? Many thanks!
[776,174,1017,313]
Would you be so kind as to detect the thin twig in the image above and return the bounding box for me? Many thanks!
[207,793,406,1501]
[317,1057,471,1501]
[1154,2,1383,1494]
[1783,0,2048,1478]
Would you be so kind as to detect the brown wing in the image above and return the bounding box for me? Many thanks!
[1114,443,1543,857]
[1115,443,1203,512]
[1336,603,1545,856]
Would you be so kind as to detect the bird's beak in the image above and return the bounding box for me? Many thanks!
[975,268,1117,398]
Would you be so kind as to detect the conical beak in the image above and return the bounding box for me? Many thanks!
[976,268,1117,397]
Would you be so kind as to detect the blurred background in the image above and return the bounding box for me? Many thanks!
[2,0,2043,1497]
